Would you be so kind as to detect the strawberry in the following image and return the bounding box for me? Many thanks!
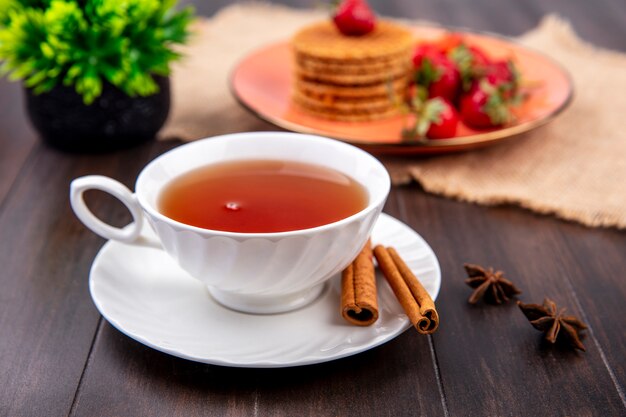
[485,59,520,100]
[412,45,445,87]
[428,59,461,103]
[424,98,460,138]
[486,60,515,85]
[402,97,459,140]
[460,80,511,128]
[411,44,442,68]
[333,0,376,36]
[467,45,491,70]
[412,45,461,103]
[448,42,492,91]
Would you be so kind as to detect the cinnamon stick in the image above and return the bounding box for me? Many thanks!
[341,240,379,326]
[373,245,439,334]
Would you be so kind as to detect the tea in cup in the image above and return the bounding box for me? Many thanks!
[70,132,390,313]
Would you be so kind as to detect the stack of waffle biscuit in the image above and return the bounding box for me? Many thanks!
[292,21,414,122]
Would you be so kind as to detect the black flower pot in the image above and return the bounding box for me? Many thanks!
[24,76,170,153]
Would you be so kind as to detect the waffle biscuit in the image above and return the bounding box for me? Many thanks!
[292,21,414,61]
[296,54,410,75]
[296,64,410,85]
[294,50,409,66]
[291,20,413,121]
[295,76,409,98]
[293,100,400,122]
[293,80,407,103]
[293,89,395,112]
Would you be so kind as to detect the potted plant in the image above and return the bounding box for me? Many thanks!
[0,0,193,152]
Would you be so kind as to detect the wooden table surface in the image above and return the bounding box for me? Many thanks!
[1,1,625,416]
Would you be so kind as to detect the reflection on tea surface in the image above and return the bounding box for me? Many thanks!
[158,159,368,233]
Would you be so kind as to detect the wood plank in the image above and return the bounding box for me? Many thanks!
[0,79,37,206]
[71,323,446,417]
[395,184,626,416]
[557,227,626,390]
[525,0,626,51]
[69,189,446,417]
[0,140,172,417]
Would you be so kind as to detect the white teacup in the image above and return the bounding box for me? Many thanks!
[70,132,390,314]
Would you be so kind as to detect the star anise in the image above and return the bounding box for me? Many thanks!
[517,298,588,351]
[464,263,522,304]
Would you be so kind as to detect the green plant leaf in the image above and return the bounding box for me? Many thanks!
[0,0,193,104]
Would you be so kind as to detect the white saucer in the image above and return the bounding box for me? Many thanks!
[89,213,441,368]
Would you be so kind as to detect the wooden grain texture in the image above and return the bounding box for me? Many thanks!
[395,185,626,416]
[70,323,446,417]
[0,80,37,206]
[0,140,174,417]
[557,229,626,389]
[0,1,625,417]
[180,0,626,51]
[395,0,626,51]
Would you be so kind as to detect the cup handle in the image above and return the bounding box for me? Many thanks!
[70,175,160,248]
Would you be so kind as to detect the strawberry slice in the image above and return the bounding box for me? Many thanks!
[333,0,376,36]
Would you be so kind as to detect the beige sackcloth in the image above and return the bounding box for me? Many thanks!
[159,3,626,229]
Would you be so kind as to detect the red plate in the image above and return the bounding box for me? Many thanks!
[230,26,573,154]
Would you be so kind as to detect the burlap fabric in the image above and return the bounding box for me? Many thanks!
[160,3,626,229]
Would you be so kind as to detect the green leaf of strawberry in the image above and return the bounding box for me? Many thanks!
[402,97,459,140]
[415,57,441,88]
[448,43,492,92]
[460,79,512,128]
[412,44,461,102]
